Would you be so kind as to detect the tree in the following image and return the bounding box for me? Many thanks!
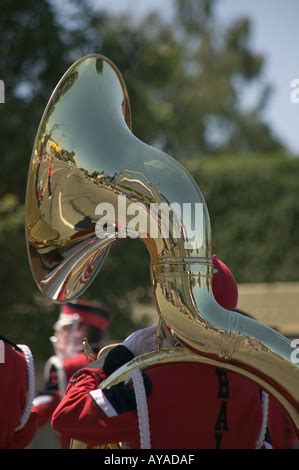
[0,0,290,357]
[168,0,283,155]
[57,0,284,157]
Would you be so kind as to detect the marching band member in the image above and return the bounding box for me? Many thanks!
[233,309,297,449]
[268,397,297,448]
[0,336,37,448]
[52,257,297,449]
[32,299,110,448]
[52,255,277,449]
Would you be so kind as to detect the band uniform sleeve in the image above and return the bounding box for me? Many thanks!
[54,361,266,449]
[0,343,38,448]
[9,411,38,449]
[52,345,143,447]
[32,364,61,427]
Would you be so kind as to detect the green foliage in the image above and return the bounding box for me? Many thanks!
[0,1,296,358]
[169,0,282,156]
[187,154,299,283]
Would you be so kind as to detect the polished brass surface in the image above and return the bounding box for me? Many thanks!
[26,54,299,436]
[71,347,299,449]
[102,348,299,429]
[82,338,95,361]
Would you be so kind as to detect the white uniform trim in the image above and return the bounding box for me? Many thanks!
[263,441,273,449]
[89,388,118,417]
[90,370,151,449]
[32,395,54,407]
[15,344,35,431]
[131,369,151,449]
[255,390,270,449]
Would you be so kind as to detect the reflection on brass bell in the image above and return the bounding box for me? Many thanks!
[26,55,299,434]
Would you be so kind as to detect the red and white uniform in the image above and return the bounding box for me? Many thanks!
[52,258,297,449]
[33,298,110,448]
[0,337,37,448]
[268,397,297,449]
[52,344,290,449]
[32,352,90,448]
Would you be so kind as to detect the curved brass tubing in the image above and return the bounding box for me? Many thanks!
[26,55,299,435]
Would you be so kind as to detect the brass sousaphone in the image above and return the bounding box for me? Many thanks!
[25,55,299,447]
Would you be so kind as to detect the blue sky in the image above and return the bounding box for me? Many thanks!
[99,0,299,154]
